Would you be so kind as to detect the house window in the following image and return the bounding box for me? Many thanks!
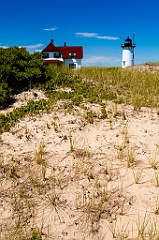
[54,52,61,58]
[42,53,49,58]
[69,63,76,69]
[123,61,126,66]
[69,52,76,58]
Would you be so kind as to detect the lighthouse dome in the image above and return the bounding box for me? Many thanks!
[121,36,136,49]
[125,36,132,44]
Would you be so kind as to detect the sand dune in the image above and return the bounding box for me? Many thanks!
[0,90,159,239]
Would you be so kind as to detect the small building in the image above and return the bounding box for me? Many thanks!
[121,36,136,68]
[42,39,83,69]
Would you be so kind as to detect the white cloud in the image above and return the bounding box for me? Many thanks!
[0,43,44,52]
[0,45,8,49]
[25,43,44,51]
[16,44,44,53]
[82,55,120,66]
[96,36,119,40]
[0,43,8,48]
[76,32,119,40]
[76,32,98,38]
[43,27,58,31]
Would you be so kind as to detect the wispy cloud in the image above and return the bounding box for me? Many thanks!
[82,55,120,66]
[76,32,119,40]
[76,32,97,38]
[43,27,58,31]
[96,36,119,40]
[0,43,44,52]
[25,43,44,51]
[0,44,8,49]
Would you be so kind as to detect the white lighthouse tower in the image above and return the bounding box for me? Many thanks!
[121,35,136,68]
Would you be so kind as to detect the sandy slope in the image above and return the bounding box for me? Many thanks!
[1,90,159,239]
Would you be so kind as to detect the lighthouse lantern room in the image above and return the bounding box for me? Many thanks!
[121,35,136,68]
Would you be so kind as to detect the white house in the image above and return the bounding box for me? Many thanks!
[42,39,83,69]
[121,36,136,68]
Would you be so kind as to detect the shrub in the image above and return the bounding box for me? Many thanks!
[0,47,51,108]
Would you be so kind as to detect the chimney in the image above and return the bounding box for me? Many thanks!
[64,42,66,47]
[51,39,54,44]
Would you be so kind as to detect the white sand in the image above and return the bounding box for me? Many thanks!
[0,89,159,239]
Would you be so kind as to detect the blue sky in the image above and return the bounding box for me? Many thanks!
[1,0,159,67]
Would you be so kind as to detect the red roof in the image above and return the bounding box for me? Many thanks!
[42,40,83,59]
[42,42,59,52]
[58,46,83,59]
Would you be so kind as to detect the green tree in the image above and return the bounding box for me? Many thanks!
[0,46,50,108]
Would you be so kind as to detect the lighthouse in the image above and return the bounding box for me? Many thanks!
[121,35,136,68]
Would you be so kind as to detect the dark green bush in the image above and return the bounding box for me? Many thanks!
[0,82,13,108]
[0,47,50,108]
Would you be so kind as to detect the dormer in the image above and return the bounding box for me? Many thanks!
[69,52,76,58]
